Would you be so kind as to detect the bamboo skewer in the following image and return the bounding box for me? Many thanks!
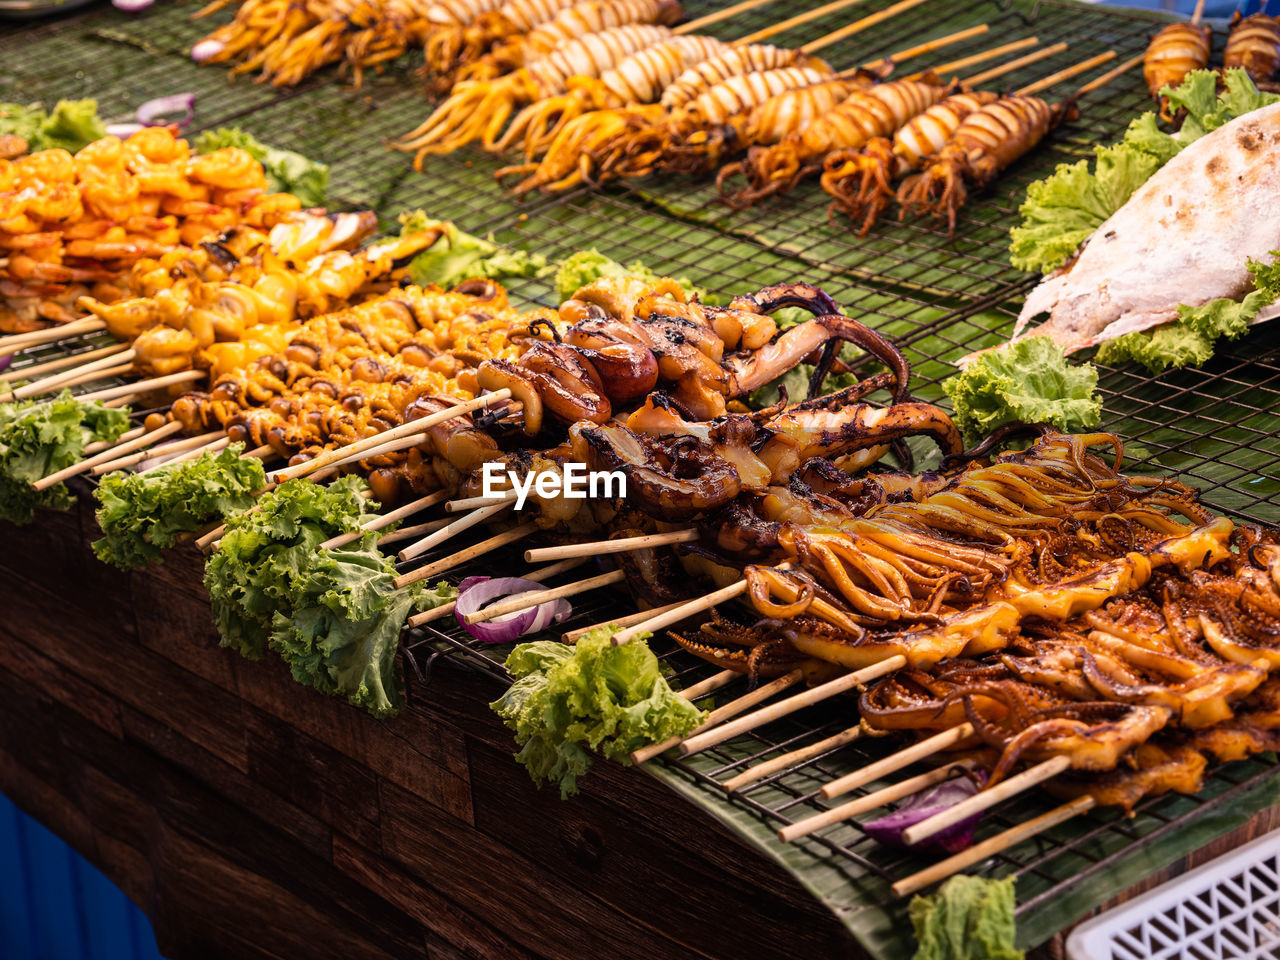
[137,435,231,474]
[611,562,792,645]
[91,429,224,475]
[723,724,864,794]
[676,668,739,702]
[678,655,907,756]
[733,0,872,46]
[525,528,699,563]
[445,487,520,512]
[270,389,511,483]
[74,369,205,405]
[319,490,451,550]
[1074,52,1143,97]
[562,597,697,642]
[892,796,1096,898]
[1191,0,1207,25]
[2,342,131,391]
[674,0,783,35]
[960,41,1067,86]
[85,425,144,456]
[396,499,514,563]
[461,569,626,625]
[377,516,452,546]
[405,556,588,628]
[8,348,138,400]
[778,759,979,843]
[821,722,976,799]
[394,520,538,587]
[32,421,183,490]
[631,668,807,764]
[0,318,107,358]
[902,35,1039,81]
[1015,49,1116,97]
[323,431,429,470]
[46,361,136,393]
[900,755,1072,847]
[833,23,989,80]
[801,0,933,55]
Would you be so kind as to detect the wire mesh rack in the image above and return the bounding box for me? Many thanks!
[4,0,1280,947]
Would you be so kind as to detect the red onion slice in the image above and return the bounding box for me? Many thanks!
[137,94,196,129]
[113,0,154,9]
[105,123,145,138]
[191,39,225,62]
[454,575,572,643]
[863,769,988,855]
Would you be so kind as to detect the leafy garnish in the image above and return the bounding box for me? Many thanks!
[491,626,706,797]
[398,210,545,289]
[0,99,106,154]
[92,443,264,568]
[554,248,703,303]
[194,127,329,206]
[1010,70,1279,275]
[0,391,130,525]
[943,337,1101,442]
[910,875,1022,960]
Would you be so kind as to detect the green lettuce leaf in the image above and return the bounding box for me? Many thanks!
[0,99,105,154]
[553,248,703,303]
[204,476,377,660]
[398,210,545,288]
[491,626,706,797]
[942,337,1101,442]
[194,127,329,206]
[0,391,130,525]
[910,875,1022,960]
[1010,70,1279,275]
[92,443,265,569]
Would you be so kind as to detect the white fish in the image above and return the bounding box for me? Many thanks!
[1004,100,1280,358]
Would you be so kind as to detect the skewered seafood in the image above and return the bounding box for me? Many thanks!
[1224,12,1280,85]
[1143,22,1211,119]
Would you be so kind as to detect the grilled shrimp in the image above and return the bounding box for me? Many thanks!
[660,44,829,110]
[898,95,1061,235]
[393,21,672,162]
[720,78,947,209]
[1144,22,1211,120]
[495,34,728,156]
[822,89,998,234]
[1225,12,1280,82]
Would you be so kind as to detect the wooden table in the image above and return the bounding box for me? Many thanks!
[2,497,1277,960]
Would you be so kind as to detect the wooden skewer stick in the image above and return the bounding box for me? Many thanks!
[137,436,231,474]
[462,569,626,625]
[394,520,538,587]
[891,796,1096,898]
[46,361,136,392]
[631,668,807,765]
[611,562,792,645]
[961,41,1067,87]
[778,759,980,843]
[405,556,588,628]
[676,669,739,702]
[323,432,429,471]
[902,36,1039,82]
[674,0,782,35]
[732,0,871,46]
[802,0,933,56]
[724,724,864,794]
[1015,49,1115,97]
[377,516,452,547]
[526,528,699,563]
[8,349,137,400]
[1074,52,1143,98]
[821,722,976,800]
[3,342,130,388]
[91,428,224,475]
[679,655,906,757]
[271,389,511,483]
[32,421,183,490]
[396,499,514,563]
[1191,0,1207,26]
[445,487,519,513]
[562,596,697,642]
[0,318,107,358]
[84,425,145,456]
[75,369,205,405]
[319,490,452,550]
[833,24,990,80]
[900,755,1072,847]
[243,444,275,460]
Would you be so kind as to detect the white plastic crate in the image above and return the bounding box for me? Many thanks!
[1066,828,1280,960]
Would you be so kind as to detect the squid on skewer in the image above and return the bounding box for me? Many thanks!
[1225,12,1280,85]
[718,78,947,209]
[420,0,516,77]
[660,44,826,110]
[392,19,676,163]
[1143,21,1211,120]
[822,90,999,234]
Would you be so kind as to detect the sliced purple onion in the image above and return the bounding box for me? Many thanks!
[454,575,571,643]
[191,39,226,62]
[0,354,11,374]
[105,123,145,138]
[863,768,988,855]
[113,0,154,9]
[137,94,196,130]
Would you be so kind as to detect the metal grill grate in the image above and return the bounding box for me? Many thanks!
[4,0,1280,941]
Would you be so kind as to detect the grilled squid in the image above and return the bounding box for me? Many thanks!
[1144,22,1211,120]
[822,90,998,234]
[423,0,568,78]
[393,19,676,162]
[1225,12,1280,83]
[661,44,828,110]
[719,79,947,209]
[898,95,1060,235]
